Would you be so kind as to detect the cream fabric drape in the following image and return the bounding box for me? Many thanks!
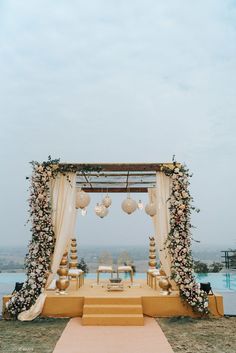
[148,172,172,278]
[18,173,77,321]
[46,172,77,286]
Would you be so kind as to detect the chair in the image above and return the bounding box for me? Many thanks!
[147,268,159,287]
[96,251,113,284]
[68,268,84,289]
[117,253,134,284]
[147,268,167,290]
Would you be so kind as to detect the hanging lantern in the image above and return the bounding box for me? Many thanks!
[121,197,138,215]
[138,200,144,210]
[81,208,87,216]
[94,204,109,218]
[76,190,90,209]
[145,202,157,217]
[102,194,112,208]
[99,204,109,218]
[94,203,102,216]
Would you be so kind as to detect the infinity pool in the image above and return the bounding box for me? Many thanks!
[0,272,236,291]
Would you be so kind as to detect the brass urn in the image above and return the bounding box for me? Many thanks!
[159,278,172,295]
[57,267,68,277]
[56,251,69,294]
[56,278,69,292]
[159,268,166,276]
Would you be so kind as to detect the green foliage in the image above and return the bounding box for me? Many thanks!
[208,262,224,273]
[194,261,223,273]
[78,258,89,274]
[194,261,209,273]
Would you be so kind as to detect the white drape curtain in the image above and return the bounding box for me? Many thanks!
[46,172,77,286]
[148,172,172,278]
[18,173,77,321]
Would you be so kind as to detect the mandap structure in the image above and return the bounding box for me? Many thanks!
[6,157,211,320]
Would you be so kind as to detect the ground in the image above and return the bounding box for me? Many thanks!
[158,316,236,353]
[0,317,236,353]
[0,318,68,353]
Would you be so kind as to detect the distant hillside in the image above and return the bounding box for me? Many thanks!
[0,243,234,272]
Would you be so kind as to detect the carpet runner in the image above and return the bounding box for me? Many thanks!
[53,317,174,353]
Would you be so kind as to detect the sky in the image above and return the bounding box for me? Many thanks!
[0,0,236,250]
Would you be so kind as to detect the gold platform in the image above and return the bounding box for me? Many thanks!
[3,279,224,324]
[42,279,223,320]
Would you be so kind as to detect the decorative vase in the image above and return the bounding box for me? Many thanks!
[159,268,166,276]
[56,251,69,294]
[159,278,172,295]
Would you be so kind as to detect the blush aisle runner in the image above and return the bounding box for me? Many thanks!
[53,317,174,353]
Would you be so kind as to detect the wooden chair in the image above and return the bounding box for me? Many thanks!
[117,254,134,284]
[68,269,84,289]
[96,251,113,284]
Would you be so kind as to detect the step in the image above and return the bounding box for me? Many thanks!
[84,297,142,305]
[83,304,143,315]
[82,314,144,326]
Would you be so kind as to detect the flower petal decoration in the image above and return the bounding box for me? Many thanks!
[162,161,209,314]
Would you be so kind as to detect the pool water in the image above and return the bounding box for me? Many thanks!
[0,272,236,291]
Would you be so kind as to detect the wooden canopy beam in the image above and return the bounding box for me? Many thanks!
[77,181,155,185]
[81,187,148,193]
[60,162,180,172]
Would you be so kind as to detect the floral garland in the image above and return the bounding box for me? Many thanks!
[7,157,101,318]
[163,161,209,314]
[6,159,60,317]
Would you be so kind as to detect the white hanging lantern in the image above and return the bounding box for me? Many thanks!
[94,203,102,216]
[102,194,112,208]
[121,197,138,215]
[138,200,144,210]
[99,204,109,218]
[76,190,90,209]
[81,208,87,216]
[145,202,157,217]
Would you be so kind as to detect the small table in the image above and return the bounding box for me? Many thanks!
[107,278,124,291]
[107,282,124,291]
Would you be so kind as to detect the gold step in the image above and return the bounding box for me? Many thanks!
[82,314,144,326]
[84,297,142,305]
[83,304,143,315]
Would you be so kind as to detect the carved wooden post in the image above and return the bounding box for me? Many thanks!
[69,238,78,279]
[149,236,157,269]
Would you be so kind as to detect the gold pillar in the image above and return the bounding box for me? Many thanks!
[56,251,69,294]
[69,238,78,279]
[148,236,157,269]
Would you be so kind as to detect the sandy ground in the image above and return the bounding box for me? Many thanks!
[158,317,236,353]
